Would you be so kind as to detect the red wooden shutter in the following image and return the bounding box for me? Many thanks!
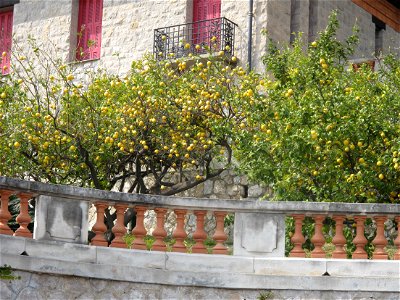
[0,9,13,75]
[193,0,221,22]
[76,0,103,60]
[210,0,221,19]
[193,0,221,47]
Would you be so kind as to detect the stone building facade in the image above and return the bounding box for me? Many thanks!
[6,0,400,74]
[2,0,400,199]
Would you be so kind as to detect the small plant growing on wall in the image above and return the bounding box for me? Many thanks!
[0,265,20,280]
[257,290,274,300]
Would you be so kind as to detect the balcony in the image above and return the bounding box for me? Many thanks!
[153,17,237,60]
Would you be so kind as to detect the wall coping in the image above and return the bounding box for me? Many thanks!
[0,176,399,215]
[0,235,399,292]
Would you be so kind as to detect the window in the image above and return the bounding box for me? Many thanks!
[76,0,103,61]
[193,0,221,22]
[0,8,13,75]
[193,0,221,46]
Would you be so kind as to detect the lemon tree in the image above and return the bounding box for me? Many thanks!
[0,40,258,195]
[234,12,400,203]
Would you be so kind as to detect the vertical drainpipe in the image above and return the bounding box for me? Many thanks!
[248,0,254,72]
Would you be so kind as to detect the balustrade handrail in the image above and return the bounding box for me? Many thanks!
[0,176,398,215]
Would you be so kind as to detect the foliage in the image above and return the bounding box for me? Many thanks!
[2,12,400,205]
[0,37,259,196]
[0,265,20,280]
[257,291,274,300]
[234,12,400,203]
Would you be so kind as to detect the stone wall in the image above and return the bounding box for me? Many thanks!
[1,233,399,300]
[2,270,399,300]
[11,0,400,75]
[13,0,73,61]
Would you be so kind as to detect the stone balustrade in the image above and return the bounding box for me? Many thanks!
[0,176,399,260]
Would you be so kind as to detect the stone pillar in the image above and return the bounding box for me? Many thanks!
[33,195,88,244]
[233,212,285,257]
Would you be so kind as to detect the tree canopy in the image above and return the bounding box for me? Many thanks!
[1,13,400,203]
[234,12,400,203]
[0,38,259,195]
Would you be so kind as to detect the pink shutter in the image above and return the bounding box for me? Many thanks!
[193,0,221,46]
[76,0,103,60]
[194,0,221,22]
[0,10,13,75]
[90,0,103,59]
[77,0,89,60]
[210,0,221,19]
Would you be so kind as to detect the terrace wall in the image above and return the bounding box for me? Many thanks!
[0,176,399,299]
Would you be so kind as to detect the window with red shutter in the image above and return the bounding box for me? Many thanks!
[0,9,13,75]
[193,0,221,21]
[76,0,103,61]
[193,0,221,46]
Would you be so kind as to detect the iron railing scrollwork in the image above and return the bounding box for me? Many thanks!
[154,17,237,60]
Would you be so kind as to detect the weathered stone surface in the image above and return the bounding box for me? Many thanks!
[234,212,286,257]
[0,281,13,300]
[33,195,88,244]
[6,270,32,296]
[185,213,197,237]
[327,259,400,278]
[0,235,26,255]
[213,180,227,195]
[203,180,214,196]
[204,212,216,237]
[2,269,400,300]
[25,238,96,263]
[165,252,254,273]
[247,185,265,198]
[2,234,400,297]
[143,209,156,235]
[96,247,165,269]
[254,258,326,276]
[16,286,40,300]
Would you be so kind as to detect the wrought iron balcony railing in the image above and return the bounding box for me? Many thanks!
[154,17,237,60]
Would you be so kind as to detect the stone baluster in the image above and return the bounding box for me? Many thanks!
[192,210,208,254]
[332,215,347,258]
[290,214,305,257]
[14,193,33,238]
[0,190,14,235]
[110,204,128,248]
[311,215,326,258]
[172,209,187,253]
[372,216,388,260]
[394,216,400,260]
[132,206,148,250]
[91,202,108,247]
[212,211,228,254]
[152,208,167,251]
[352,216,368,259]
